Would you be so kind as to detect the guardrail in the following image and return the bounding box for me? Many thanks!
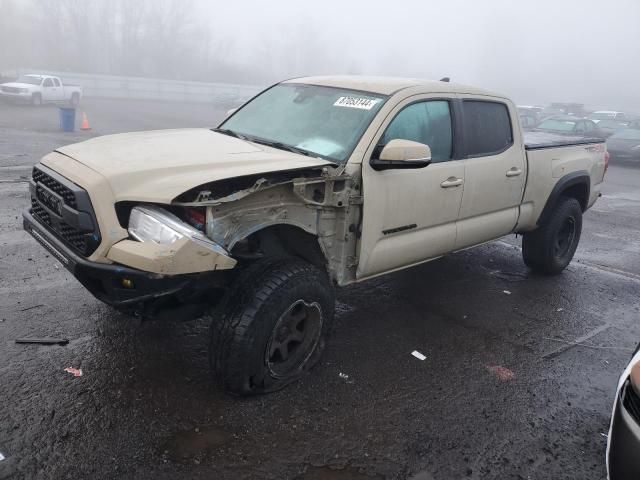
[15,69,264,105]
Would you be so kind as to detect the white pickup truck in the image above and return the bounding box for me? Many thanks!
[23,76,608,395]
[0,74,82,106]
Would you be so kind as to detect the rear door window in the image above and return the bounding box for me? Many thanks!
[462,101,513,157]
[53,78,61,87]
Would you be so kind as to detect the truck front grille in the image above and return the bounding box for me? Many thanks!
[31,198,89,254]
[1,86,21,93]
[30,165,100,257]
[32,167,77,208]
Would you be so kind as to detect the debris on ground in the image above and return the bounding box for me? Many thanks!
[16,337,69,346]
[64,367,83,377]
[557,308,564,312]
[0,452,5,461]
[503,290,511,295]
[18,304,44,312]
[411,350,427,361]
[485,365,515,381]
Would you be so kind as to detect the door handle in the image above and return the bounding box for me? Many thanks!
[506,167,523,177]
[440,177,463,188]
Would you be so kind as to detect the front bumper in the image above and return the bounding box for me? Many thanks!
[0,91,32,102]
[23,209,227,315]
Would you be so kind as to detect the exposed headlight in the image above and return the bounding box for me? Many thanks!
[631,359,640,394]
[128,205,228,255]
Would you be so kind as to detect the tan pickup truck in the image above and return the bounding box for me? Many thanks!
[23,76,608,394]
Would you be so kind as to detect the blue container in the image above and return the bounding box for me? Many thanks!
[58,107,76,132]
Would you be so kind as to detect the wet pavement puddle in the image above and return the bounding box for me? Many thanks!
[300,466,382,479]
[160,426,230,463]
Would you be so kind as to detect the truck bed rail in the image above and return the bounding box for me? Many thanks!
[524,131,604,150]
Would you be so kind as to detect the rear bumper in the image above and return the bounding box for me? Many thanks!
[608,380,640,479]
[23,209,227,314]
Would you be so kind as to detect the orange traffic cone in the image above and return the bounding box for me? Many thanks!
[80,112,91,131]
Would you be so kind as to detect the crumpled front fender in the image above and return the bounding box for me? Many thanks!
[107,237,237,275]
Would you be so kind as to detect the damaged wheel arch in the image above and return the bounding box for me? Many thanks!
[172,168,363,286]
[232,224,328,271]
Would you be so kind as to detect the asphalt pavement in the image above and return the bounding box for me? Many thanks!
[1,99,639,480]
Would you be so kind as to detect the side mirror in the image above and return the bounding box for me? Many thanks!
[225,107,238,118]
[370,139,432,171]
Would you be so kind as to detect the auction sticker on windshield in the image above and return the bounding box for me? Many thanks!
[334,96,380,110]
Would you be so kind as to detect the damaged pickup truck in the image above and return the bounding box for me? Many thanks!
[23,76,608,394]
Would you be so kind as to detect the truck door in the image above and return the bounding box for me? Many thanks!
[357,96,465,279]
[42,77,63,102]
[454,97,526,250]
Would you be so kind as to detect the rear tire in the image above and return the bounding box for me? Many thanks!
[209,257,334,395]
[70,93,80,107]
[31,93,42,106]
[522,196,582,275]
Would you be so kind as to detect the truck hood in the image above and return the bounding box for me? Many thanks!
[1,82,35,89]
[51,128,334,203]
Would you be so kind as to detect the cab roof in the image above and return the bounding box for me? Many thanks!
[284,75,503,97]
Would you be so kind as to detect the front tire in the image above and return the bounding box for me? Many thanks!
[522,196,583,275]
[31,93,42,106]
[209,257,334,395]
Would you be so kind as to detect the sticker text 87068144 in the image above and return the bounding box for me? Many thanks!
[333,96,380,110]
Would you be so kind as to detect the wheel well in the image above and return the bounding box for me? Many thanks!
[537,173,590,227]
[232,225,327,269]
[560,182,589,211]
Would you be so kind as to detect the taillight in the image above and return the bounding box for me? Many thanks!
[184,207,206,231]
[604,150,610,175]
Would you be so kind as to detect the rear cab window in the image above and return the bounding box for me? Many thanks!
[462,100,513,157]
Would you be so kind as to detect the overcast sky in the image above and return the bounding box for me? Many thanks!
[2,0,639,111]
[198,0,640,111]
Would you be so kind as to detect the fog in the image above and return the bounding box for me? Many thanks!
[1,0,639,111]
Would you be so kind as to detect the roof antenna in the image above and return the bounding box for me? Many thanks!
[440,77,450,83]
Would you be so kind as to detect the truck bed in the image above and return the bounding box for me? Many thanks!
[524,131,604,150]
[517,131,607,232]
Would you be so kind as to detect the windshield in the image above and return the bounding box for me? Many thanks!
[610,129,640,140]
[589,112,616,120]
[537,119,576,131]
[16,75,43,85]
[219,83,387,162]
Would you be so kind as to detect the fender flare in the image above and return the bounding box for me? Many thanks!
[537,171,590,226]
